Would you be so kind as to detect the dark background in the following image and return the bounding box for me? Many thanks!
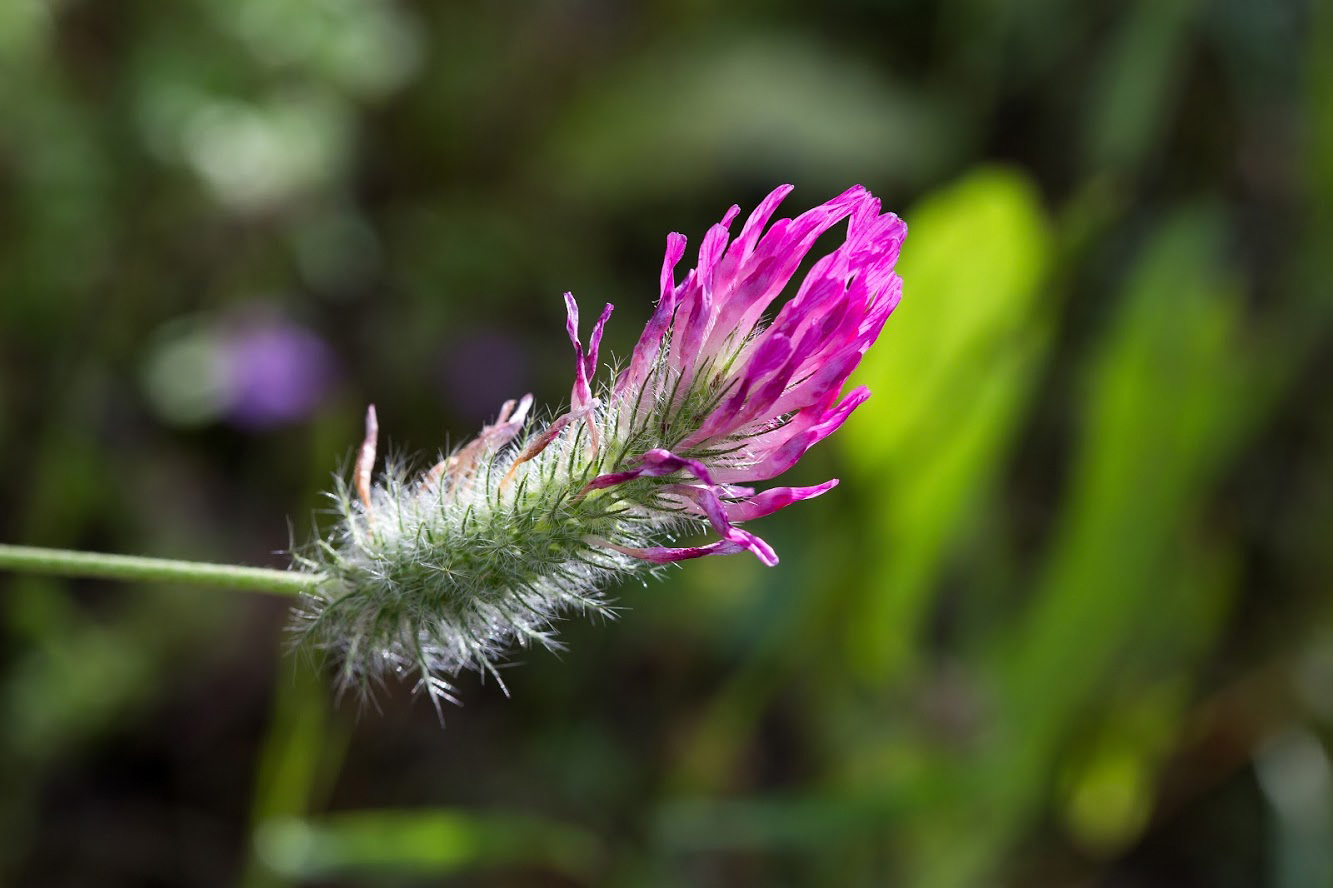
[1,0,1330,885]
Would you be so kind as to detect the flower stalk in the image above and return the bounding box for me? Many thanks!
[0,543,316,595]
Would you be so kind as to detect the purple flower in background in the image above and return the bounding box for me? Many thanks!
[435,328,529,425]
[219,315,337,428]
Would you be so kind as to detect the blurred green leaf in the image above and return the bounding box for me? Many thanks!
[204,0,423,99]
[841,166,1054,682]
[1001,208,1251,713]
[1084,0,1201,174]
[540,33,961,202]
[902,207,1261,888]
[254,808,604,882]
[655,793,911,852]
[1056,677,1197,856]
[0,0,49,65]
[241,660,343,888]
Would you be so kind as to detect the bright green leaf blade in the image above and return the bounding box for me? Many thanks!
[841,166,1054,682]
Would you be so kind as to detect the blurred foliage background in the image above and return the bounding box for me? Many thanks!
[0,0,1329,885]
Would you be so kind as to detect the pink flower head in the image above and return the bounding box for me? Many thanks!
[307,184,905,707]
[578,184,906,565]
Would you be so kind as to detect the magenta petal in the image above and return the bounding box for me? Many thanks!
[698,205,740,287]
[682,333,796,447]
[637,449,715,484]
[703,189,873,359]
[661,232,687,299]
[674,281,714,376]
[563,291,581,353]
[744,331,796,380]
[583,448,717,492]
[731,528,779,566]
[616,233,687,399]
[714,386,872,483]
[722,480,839,522]
[732,185,794,260]
[563,291,592,408]
[667,483,781,566]
[594,538,749,564]
[581,468,647,492]
[718,330,792,409]
[739,335,802,417]
[585,302,613,382]
[763,387,871,477]
[765,348,863,418]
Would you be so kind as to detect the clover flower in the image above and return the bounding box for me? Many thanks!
[295,185,906,707]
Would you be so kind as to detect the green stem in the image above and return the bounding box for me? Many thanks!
[0,544,318,596]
